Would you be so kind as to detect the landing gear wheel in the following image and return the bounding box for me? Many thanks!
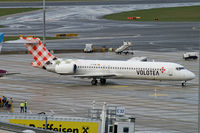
[91,79,98,85]
[100,78,106,85]
[182,81,186,87]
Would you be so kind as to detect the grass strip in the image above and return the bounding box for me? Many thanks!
[0,8,41,28]
[0,8,41,17]
[103,6,200,22]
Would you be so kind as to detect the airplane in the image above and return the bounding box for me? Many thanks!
[20,36,195,86]
[0,69,8,77]
[0,33,20,77]
[0,69,19,78]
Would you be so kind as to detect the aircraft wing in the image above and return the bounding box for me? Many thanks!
[127,57,147,62]
[5,72,20,75]
[0,70,20,78]
[74,73,117,79]
[0,73,20,78]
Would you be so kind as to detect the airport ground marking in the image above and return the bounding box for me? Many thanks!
[149,88,168,98]
[110,85,129,88]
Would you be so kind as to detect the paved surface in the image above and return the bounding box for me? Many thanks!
[0,130,16,133]
[0,1,199,133]
[0,2,200,52]
[1,0,200,8]
[0,51,198,133]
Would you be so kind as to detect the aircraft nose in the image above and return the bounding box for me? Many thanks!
[186,71,195,80]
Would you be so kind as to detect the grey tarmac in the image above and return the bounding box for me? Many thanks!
[1,2,200,52]
[0,1,199,133]
[0,51,198,133]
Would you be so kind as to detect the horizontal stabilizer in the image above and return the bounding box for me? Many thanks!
[5,38,29,43]
[19,35,40,44]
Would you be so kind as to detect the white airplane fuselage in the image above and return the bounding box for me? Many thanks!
[45,58,195,82]
[20,36,195,85]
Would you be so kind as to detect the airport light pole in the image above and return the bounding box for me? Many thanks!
[43,0,46,46]
[198,41,200,133]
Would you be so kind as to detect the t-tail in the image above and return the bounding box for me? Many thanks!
[20,36,56,68]
[0,33,4,43]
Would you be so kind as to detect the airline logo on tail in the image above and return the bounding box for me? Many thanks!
[20,36,55,68]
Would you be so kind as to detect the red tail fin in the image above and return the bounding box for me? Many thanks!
[21,36,55,68]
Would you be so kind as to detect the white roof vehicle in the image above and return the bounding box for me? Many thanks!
[84,43,93,53]
[183,52,198,60]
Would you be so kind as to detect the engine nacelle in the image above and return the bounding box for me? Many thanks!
[55,63,77,74]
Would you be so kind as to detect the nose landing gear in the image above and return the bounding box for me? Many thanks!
[100,78,106,85]
[182,81,186,87]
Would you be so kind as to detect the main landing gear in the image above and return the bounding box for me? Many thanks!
[182,81,186,87]
[91,78,98,85]
[91,78,106,85]
[100,78,106,85]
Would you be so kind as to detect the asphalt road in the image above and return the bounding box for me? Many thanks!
[0,1,200,52]
[0,0,200,8]
[0,1,199,133]
[0,51,198,133]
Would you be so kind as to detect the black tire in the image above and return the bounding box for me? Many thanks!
[182,82,186,87]
[91,79,97,85]
[100,78,106,85]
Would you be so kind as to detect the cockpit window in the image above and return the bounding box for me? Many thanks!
[176,67,184,71]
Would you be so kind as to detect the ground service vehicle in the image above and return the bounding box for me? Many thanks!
[84,43,93,53]
[183,52,198,60]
